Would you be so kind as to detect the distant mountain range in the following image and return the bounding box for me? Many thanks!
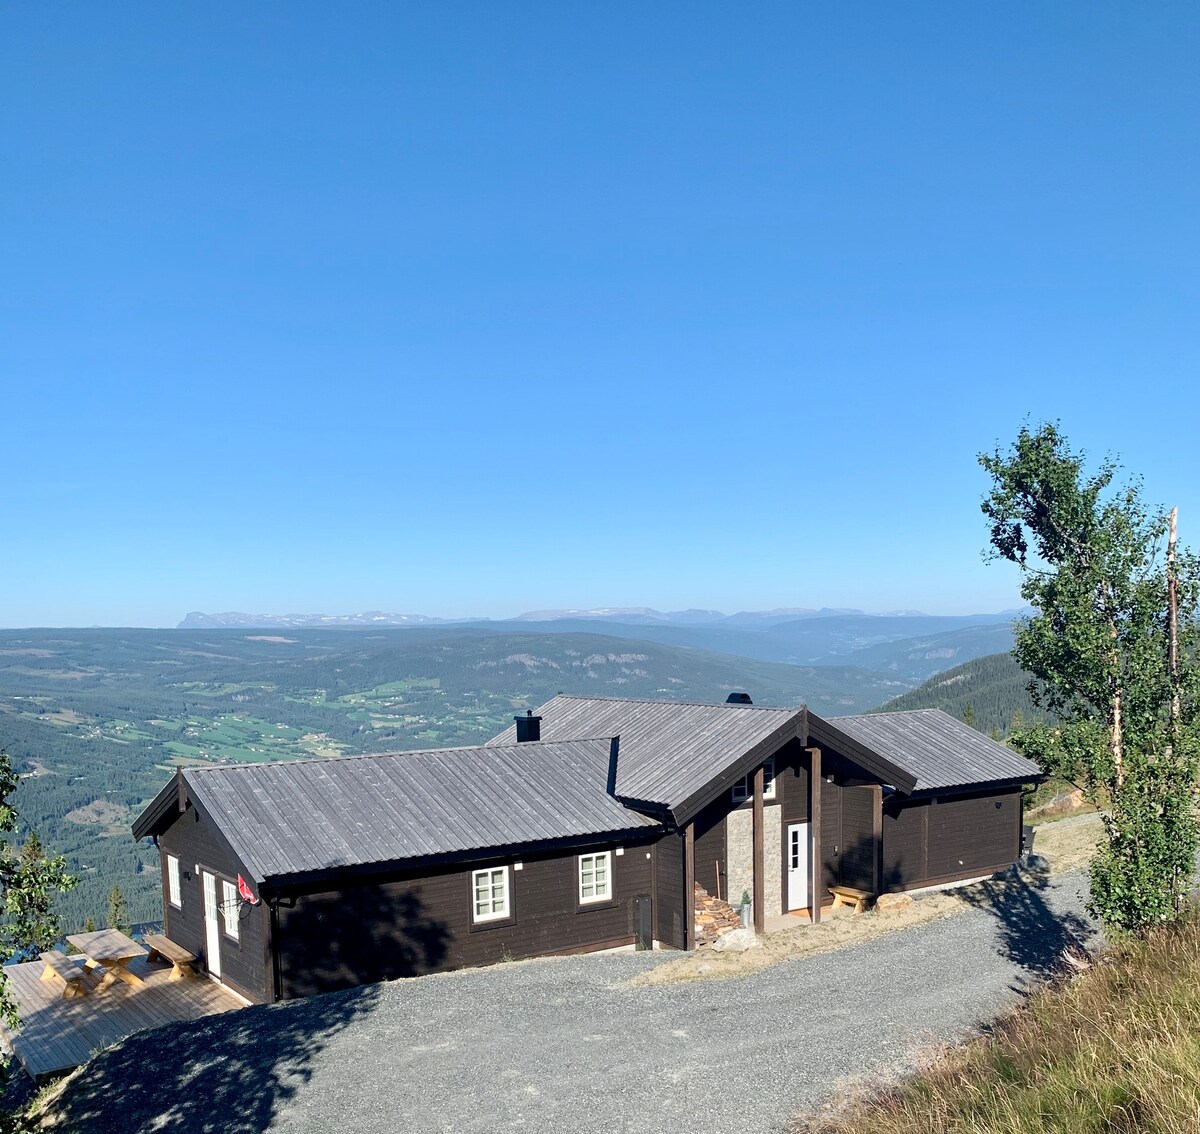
[178,607,1023,685]
[180,606,1024,631]
[179,610,469,629]
[177,606,859,629]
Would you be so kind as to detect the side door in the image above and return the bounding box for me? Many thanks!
[785,822,810,910]
[202,871,222,979]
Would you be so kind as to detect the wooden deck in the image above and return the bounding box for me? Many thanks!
[0,953,247,1081]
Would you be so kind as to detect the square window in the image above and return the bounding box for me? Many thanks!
[731,757,776,803]
[167,854,181,908]
[578,851,612,903]
[221,879,240,941]
[472,866,510,922]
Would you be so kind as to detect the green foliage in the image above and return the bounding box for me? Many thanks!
[106,884,130,935]
[980,422,1200,934]
[4,830,77,956]
[879,652,1046,737]
[0,749,76,1129]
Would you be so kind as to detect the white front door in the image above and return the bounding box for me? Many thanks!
[202,871,222,979]
[786,822,810,910]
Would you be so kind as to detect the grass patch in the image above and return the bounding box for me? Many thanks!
[796,909,1200,1134]
[631,815,1103,989]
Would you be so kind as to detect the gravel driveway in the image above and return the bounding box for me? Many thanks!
[43,869,1097,1134]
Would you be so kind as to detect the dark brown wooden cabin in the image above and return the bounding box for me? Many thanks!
[133,697,1040,1003]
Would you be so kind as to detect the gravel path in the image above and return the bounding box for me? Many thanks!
[44,870,1097,1134]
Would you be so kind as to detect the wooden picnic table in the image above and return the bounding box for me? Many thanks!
[65,929,149,991]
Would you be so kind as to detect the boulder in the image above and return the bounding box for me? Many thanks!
[875,892,914,912]
[710,927,761,952]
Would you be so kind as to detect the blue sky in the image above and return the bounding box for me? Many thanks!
[3,3,1198,627]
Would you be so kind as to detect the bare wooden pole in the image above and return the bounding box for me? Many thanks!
[683,822,695,951]
[752,766,765,935]
[807,747,822,925]
[1168,506,1181,741]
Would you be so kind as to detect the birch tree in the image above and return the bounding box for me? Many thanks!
[980,423,1200,933]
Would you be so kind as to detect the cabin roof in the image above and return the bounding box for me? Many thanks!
[824,708,1041,792]
[488,694,803,817]
[139,737,658,884]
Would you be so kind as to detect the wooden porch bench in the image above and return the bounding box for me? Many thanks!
[828,885,873,914]
[142,934,197,980]
[39,951,94,999]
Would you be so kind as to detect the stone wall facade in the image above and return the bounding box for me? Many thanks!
[726,806,783,920]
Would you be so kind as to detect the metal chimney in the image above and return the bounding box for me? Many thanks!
[515,710,542,742]
[725,692,753,705]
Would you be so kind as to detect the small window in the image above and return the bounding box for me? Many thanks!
[578,851,612,903]
[472,866,510,923]
[732,756,777,803]
[167,854,181,908]
[221,879,240,941]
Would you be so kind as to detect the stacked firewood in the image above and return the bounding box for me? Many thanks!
[693,882,746,946]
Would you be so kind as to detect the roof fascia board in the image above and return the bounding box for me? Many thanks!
[806,713,919,795]
[130,776,184,840]
[905,774,1046,800]
[672,713,805,826]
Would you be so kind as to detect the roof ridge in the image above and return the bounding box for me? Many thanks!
[550,693,799,712]
[182,735,618,775]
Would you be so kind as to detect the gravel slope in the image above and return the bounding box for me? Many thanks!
[41,870,1096,1134]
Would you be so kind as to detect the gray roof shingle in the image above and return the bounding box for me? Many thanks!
[489,694,802,814]
[180,737,658,884]
[825,708,1041,792]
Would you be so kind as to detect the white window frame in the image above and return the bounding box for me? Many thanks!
[578,851,613,904]
[167,854,182,908]
[221,879,240,941]
[471,866,511,923]
[732,756,777,803]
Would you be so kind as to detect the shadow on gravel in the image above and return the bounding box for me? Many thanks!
[955,868,1094,988]
[42,888,453,1131]
[45,980,383,1134]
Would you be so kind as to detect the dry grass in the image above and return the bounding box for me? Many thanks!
[629,814,1104,988]
[795,909,1200,1134]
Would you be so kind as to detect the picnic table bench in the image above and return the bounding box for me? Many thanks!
[142,934,197,980]
[65,929,148,991]
[829,885,873,914]
[39,951,96,999]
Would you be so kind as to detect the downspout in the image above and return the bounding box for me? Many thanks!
[267,898,282,1003]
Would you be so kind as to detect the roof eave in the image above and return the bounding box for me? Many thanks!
[908,772,1047,797]
[130,775,184,840]
[257,824,664,895]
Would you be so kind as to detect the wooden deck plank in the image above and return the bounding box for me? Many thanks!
[0,954,246,1081]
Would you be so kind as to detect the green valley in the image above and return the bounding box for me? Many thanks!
[0,626,914,929]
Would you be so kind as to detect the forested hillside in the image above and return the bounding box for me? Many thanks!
[0,627,910,929]
[877,652,1046,737]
